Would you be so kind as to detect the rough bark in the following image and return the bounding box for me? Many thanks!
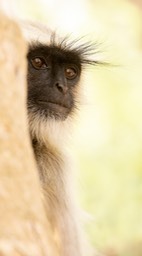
[0,13,56,256]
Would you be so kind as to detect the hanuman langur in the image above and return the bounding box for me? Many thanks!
[21,22,100,256]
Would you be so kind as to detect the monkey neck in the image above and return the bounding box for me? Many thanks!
[32,139,72,214]
[32,138,83,256]
[32,137,64,173]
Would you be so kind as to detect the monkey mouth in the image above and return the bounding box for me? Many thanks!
[48,101,68,109]
[37,100,71,118]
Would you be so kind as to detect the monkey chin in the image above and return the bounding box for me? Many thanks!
[37,100,71,121]
[27,103,74,149]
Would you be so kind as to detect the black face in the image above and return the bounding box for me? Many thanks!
[27,44,81,120]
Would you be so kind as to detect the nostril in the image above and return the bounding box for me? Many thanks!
[55,82,68,94]
[56,82,63,92]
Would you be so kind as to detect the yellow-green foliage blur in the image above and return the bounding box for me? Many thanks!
[14,0,142,255]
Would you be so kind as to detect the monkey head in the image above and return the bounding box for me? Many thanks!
[27,42,81,121]
[21,22,100,144]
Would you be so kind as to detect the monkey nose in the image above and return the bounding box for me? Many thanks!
[55,82,68,95]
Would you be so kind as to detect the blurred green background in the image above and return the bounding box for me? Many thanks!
[13,0,142,255]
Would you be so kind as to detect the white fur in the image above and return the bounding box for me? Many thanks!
[28,108,74,149]
[19,21,52,44]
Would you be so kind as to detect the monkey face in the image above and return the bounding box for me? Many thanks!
[27,44,81,120]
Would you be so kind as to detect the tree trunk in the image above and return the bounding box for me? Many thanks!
[0,12,56,256]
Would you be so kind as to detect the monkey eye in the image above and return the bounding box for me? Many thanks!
[31,57,48,70]
[64,66,78,80]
